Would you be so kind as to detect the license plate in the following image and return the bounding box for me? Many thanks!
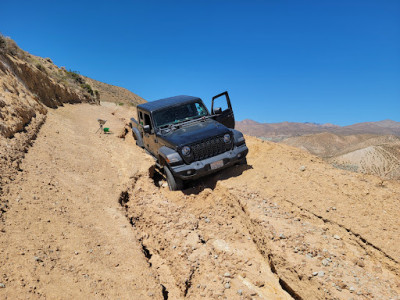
[210,160,224,170]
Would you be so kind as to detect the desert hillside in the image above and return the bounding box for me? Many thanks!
[0,36,147,215]
[237,118,400,179]
[85,77,146,106]
[0,35,101,215]
[282,133,399,158]
[282,133,400,179]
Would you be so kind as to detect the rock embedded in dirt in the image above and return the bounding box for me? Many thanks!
[333,234,341,240]
[322,259,330,266]
[355,259,365,267]
[299,165,306,171]
[255,280,265,287]
[0,283,5,288]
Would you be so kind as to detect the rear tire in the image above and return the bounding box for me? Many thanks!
[164,166,183,191]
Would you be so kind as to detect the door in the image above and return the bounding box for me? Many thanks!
[211,91,235,129]
[141,112,158,155]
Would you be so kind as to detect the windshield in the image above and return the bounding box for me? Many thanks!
[153,101,209,128]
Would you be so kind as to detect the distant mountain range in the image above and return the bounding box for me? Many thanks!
[236,119,400,138]
[236,119,400,179]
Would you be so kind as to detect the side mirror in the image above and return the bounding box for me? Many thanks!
[143,125,151,134]
[213,107,222,114]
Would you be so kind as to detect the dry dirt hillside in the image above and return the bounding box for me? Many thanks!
[0,35,100,217]
[282,133,399,158]
[328,142,400,179]
[0,36,147,218]
[0,102,399,299]
[85,77,146,106]
[282,133,400,179]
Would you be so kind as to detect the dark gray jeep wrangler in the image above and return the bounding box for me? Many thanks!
[130,91,248,190]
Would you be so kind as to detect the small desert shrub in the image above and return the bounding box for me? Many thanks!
[35,63,47,73]
[332,163,359,172]
[66,70,84,84]
[0,34,5,50]
[5,38,20,56]
[118,102,124,106]
[81,83,94,95]
[0,34,26,59]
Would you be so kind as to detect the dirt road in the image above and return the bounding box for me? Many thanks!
[0,103,163,299]
[1,103,399,299]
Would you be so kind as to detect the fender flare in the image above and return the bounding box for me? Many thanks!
[158,146,183,167]
[131,127,144,148]
[230,129,245,146]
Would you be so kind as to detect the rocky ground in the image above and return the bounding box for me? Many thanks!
[0,103,399,299]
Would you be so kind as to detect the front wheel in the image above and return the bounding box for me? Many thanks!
[164,166,183,191]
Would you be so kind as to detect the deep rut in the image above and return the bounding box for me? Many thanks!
[119,170,292,299]
[120,167,400,299]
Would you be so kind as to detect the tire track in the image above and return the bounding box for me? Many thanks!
[120,169,292,299]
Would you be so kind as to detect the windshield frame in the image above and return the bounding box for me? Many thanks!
[152,101,210,129]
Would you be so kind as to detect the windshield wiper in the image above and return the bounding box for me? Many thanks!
[158,116,210,134]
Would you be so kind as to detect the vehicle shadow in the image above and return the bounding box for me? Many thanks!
[182,164,253,195]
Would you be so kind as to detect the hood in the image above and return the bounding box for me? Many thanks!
[159,119,229,147]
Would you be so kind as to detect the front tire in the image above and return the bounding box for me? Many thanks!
[164,166,183,191]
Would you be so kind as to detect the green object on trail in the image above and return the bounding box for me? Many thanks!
[103,127,110,133]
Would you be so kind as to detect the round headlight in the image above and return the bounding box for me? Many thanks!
[223,133,231,144]
[181,146,191,156]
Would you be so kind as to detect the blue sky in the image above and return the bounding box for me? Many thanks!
[1,0,399,125]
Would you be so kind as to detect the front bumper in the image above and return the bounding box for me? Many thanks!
[170,144,249,180]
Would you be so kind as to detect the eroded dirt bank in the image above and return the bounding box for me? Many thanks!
[1,103,399,299]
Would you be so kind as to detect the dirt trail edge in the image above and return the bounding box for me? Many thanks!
[0,104,163,299]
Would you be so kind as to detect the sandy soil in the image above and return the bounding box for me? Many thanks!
[1,103,399,299]
[0,103,162,299]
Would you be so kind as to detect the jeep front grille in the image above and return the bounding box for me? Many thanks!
[191,135,232,161]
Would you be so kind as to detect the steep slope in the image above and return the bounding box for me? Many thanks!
[0,35,99,216]
[282,133,400,179]
[329,143,400,179]
[85,77,146,106]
